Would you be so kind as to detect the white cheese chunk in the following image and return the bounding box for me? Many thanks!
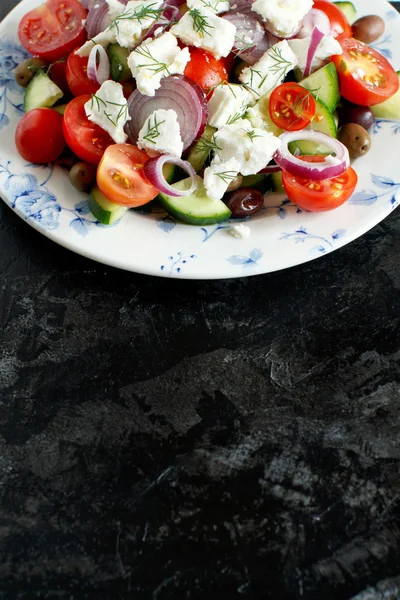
[186,0,230,15]
[84,81,130,144]
[239,40,298,99]
[207,83,254,129]
[137,109,184,156]
[229,224,251,239]
[288,34,343,75]
[252,0,314,38]
[204,157,241,200]
[128,32,190,96]
[212,118,281,176]
[76,0,163,56]
[170,8,236,59]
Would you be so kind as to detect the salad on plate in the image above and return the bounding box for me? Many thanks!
[12,0,400,236]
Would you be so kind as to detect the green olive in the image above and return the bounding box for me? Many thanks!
[69,162,97,192]
[14,58,48,88]
[352,15,385,44]
[338,123,371,159]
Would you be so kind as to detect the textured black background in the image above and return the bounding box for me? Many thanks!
[1,1,400,599]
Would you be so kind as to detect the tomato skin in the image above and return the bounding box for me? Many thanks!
[184,47,228,93]
[63,95,114,165]
[313,0,352,39]
[15,108,66,163]
[269,82,316,131]
[18,0,87,62]
[49,59,70,95]
[332,38,400,106]
[66,52,100,97]
[282,157,358,212]
[97,144,159,207]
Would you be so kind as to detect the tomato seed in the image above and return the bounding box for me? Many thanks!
[112,171,130,188]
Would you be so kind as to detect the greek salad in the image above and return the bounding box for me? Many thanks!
[13,0,400,231]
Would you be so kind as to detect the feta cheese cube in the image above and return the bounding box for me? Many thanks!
[137,109,184,156]
[128,32,190,96]
[288,35,343,75]
[229,224,251,239]
[252,0,313,38]
[208,83,254,129]
[204,157,241,200]
[170,8,236,59]
[213,118,281,175]
[76,29,117,57]
[186,0,230,15]
[84,81,130,144]
[239,40,298,99]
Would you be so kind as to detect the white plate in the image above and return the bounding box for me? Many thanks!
[0,0,399,279]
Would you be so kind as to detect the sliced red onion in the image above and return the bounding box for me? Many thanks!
[303,26,325,77]
[85,0,129,38]
[144,155,197,197]
[274,131,350,180]
[87,44,110,83]
[126,75,208,151]
[222,12,277,65]
[297,8,331,39]
[81,0,98,9]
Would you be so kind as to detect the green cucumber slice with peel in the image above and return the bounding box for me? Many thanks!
[371,72,400,119]
[299,63,340,112]
[24,71,63,112]
[334,1,357,25]
[158,176,232,225]
[89,187,128,225]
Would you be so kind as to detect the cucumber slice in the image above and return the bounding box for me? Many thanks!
[24,71,63,112]
[270,171,284,193]
[158,176,232,225]
[299,63,340,112]
[371,73,400,119]
[107,44,132,82]
[186,125,217,172]
[53,103,69,116]
[334,1,357,25]
[289,98,337,155]
[89,187,128,225]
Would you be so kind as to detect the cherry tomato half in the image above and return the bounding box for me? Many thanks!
[269,83,316,131]
[97,144,159,207]
[63,95,114,165]
[332,38,400,106]
[15,108,66,163]
[282,156,358,212]
[18,0,87,62]
[184,47,228,94]
[313,0,352,39]
[66,52,100,97]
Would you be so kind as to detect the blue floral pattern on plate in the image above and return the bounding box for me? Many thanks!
[0,40,29,129]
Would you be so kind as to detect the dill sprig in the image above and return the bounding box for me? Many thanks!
[90,94,129,127]
[109,3,163,34]
[142,114,165,144]
[193,134,221,162]
[245,129,262,141]
[268,45,294,84]
[134,45,171,75]
[189,8,214,37]
[233,36,255,59]
[215,170,237,184]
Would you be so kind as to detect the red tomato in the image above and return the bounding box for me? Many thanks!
[15,108,66,163]
[332,38,399,106]
[63,95,114,165]
[49,59,70,95]
[66,52,100,97]
[282,156,358,212]
[184,47,228,93]
[313,0,352,39]
[269,82,316,131]
[18,0,87,62]
[97,144,159,207]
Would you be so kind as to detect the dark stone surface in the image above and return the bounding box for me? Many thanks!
[1,1,400,598]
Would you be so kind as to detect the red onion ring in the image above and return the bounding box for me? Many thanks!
[144,155,197,196]
[304,27,325,77]
[85,0,129,39]
[297,8,330,39]
[125,75,208,151]
[142,2,181,41]
[87,44,110,83]
[222,12,277,65]
[274,131,350,180]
